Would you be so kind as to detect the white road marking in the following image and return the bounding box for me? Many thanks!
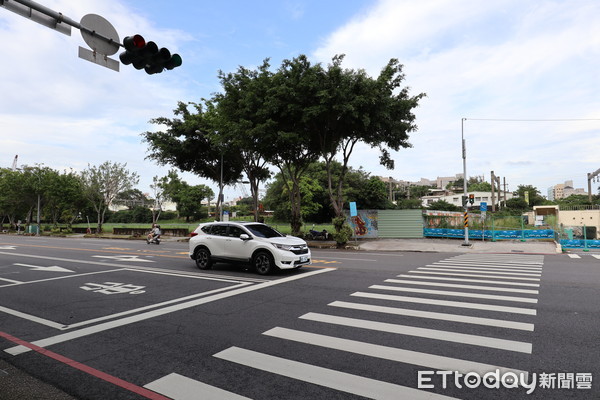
[418,267,540,277]
[64,283,252,330]
[214,347,459,400]
[0,277,22,284]
[397,274,540,287]
[592,255,600,260]
[13,263,74,273]
[369,285,538,303]
[264,327,529,377]
[144,373,251,400]
[351,292,537,315]
[0,306,66,329]
[5,268,335,355]
[91,255,154,263]
[385,279,539,294]
[410,270,540,281]
[434,261,542,270]
[0,269,127,288]
[568,254,581,259]
[424,265,541,275]
[299,313,533,353]
[328,301,534,331]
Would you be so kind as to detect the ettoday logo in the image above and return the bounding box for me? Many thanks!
[418,370,537,394]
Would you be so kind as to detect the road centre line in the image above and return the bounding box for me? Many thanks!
[385,279,539,294]
[214,346,458,400]
[5,268,335,356]
[299,313,533,353]
[144,373,251,400]
[328,301,534,331]
[351,292,537,315]
[410,270,540,281]
[264,327,529,377]
[418,267,541,277]
[397,274,540,287]
[369,285,538,303]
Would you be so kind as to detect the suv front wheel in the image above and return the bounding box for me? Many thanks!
[253,251,275,275]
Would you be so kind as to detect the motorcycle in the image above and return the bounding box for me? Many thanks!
[146,235,161,245]
[308,229,330,241]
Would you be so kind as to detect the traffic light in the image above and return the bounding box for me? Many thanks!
[462,195,468,207]
[469,194,475,204]
[119,34,182,74]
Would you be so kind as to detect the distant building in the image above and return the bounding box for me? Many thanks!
[421,191,514,208]
[547,180,588,200]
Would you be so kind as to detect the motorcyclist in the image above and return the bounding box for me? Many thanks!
[147,224,161,242]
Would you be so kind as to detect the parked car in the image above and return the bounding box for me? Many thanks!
[188,222,311,275]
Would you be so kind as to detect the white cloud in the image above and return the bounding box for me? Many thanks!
[312,0,600,192]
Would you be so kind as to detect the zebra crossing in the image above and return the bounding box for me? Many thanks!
[146,253,545,399]
[566,253,600,260]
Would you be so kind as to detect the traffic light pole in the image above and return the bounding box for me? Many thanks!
[462,118,470,246]
[2,0,120,47]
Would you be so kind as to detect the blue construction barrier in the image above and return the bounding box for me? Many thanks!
[423,228,555,240]
[560,239,600,249]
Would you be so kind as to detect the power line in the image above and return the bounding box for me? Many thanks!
[464,118,600,122]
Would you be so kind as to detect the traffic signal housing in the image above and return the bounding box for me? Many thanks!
[469,194,475,204]
[119,34,182,74]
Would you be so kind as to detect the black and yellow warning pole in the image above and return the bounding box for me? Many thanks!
[461,118,470,246]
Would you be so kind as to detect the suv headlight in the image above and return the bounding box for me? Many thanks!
[272,243,293,251]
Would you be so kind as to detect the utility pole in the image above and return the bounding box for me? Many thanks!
[462,118,469,246]
[588,168,600,203]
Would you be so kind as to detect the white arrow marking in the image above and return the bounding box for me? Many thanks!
[13,263,74,273]
[0,246,17,250]
[91,255,154,263]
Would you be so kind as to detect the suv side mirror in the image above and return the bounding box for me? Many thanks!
[240,233,251,241]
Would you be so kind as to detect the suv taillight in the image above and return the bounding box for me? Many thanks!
[189,232,198,237]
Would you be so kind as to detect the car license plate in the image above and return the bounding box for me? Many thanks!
[300,255,308,263]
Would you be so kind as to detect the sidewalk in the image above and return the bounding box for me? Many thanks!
[309,238,561,254]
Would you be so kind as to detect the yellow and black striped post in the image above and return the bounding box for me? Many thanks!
[464,212,468,228]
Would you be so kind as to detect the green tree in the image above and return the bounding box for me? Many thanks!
[317,56,424,220]
[142,101,243,220]
[81,161,139,233]
[427,200,461,211]
[515,185,545,207]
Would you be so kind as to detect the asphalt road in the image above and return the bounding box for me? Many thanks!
[0,235,598,400]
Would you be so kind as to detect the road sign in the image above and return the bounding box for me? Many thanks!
[480,202,487,212]
[350,202,358,217]
[78,13,120,71]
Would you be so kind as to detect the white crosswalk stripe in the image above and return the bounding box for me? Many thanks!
[299,312,533,353]
[328,300,535,330]
[263,327,529,377]
[171,253,546,399]
[369,284,538,303]
[384,278,539,294]
[214,346,460,400]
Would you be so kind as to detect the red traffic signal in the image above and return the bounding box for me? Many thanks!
[119,34,182,74]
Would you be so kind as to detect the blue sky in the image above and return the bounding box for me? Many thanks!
[1,0,599,203]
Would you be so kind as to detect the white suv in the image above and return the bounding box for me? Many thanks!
[188,222,311,275]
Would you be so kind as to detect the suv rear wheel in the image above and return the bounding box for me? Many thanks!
[195,247,212,270]
[253,251,275,275]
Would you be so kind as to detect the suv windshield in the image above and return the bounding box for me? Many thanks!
[245,224,284,238]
